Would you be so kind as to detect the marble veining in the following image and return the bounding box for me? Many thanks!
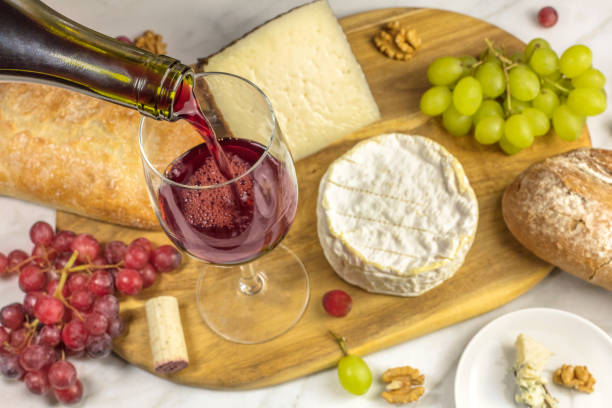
[2,0,612,406]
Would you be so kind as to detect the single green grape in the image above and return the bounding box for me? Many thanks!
[552,104,585,141]
[522,107,550,136]
[503,96,531,115]
[420,86,452,116]
[529,48,559,76]
[559,44,592,78]
[475,62,506,98]
[442,104,473,136]
[473,99,504,124]
[567,88,607,116]
[504,114,534,148]
[499,136,523,155]
[459,55,478,78]
[427,56,464,85]
[571,68,606,89]
[531,89,560,118]
[524,38,551,60]
[475,116,504,145]
[337,355,372,395]
[452,76,482,115]
[508,65,540,101]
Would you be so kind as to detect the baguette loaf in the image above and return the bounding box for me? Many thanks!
[502,148,612,291]
[0,82,197,229]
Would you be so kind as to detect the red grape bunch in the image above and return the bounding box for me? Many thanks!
[0,221,182,405]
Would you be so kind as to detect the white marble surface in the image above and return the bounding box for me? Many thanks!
[2,0,612,406]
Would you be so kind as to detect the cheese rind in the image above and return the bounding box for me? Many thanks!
[201,0,380,161]
[317,133,478,296]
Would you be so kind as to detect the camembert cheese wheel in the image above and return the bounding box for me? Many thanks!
[317,133,478,296]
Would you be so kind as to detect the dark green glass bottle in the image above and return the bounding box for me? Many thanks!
[0,0,192,120]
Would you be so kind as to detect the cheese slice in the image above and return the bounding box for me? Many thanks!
[200,0,380,161]
[513,334,558,408]
[317,133,478,296]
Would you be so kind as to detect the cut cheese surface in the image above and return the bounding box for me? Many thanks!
[201,0,380,161]
[317,133,478,296]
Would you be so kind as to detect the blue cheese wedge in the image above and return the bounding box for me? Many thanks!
[514,334,558,408]
[316,133,478,296]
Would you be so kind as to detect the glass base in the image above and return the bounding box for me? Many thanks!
[196,244,310,344]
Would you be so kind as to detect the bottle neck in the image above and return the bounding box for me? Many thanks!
[0,0,191,121]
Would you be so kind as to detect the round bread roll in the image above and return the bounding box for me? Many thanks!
[502,148,612,291]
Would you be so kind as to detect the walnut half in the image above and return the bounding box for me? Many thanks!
[381,366,425,404]
[373,21,422,61]
[134,30,167,55]
[553,364,596,394]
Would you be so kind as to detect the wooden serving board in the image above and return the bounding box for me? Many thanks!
[58,8,591,389]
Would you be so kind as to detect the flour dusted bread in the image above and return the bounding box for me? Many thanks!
[502,148,612,291]
[0,82,198,228]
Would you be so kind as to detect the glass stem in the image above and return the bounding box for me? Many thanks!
[239,263,263,295]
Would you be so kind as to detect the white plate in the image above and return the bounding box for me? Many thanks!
[455,308,612,408]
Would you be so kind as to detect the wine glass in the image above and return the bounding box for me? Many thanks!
[139,72,309,344]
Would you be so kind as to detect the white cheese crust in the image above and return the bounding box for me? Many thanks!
[203,0,380,161]
[316,133,478,296]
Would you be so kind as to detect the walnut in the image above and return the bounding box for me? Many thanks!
[381,366,425,404]
[373,21,422,61]
[553,364,596,393]
[134,30,167,55]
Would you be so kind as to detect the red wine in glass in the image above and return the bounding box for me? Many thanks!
[159,80,297,264]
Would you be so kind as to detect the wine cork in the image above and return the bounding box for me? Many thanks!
[145,296,189,373]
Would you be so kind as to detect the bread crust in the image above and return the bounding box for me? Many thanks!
[0,82,197,229]
[502,148,612,291]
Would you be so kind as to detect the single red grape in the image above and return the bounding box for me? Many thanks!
[24,370,51,395]
[107,316,125,338]
[19,265,47,292]
[61,320,88,351]
[104,240,127,264]
[84,312,108,336]
[48,360,77,390]
[29,221,54,246]
[116,35,132,44]
[69,289,95,312]
[322,289,353,317]
[70,233,100,263]
[66,272,89,294]
[115,268,143,295]
[130,237,153,257]
[92,295,119,318]
[0,354,24,380]
[139,263,157,288]
[7,249,29,272]
[54,379,83,405]
[38,324,61,347]
[23,291,45,316]
[537,6,558,27]
[86,333,112,359]
[9,327,27,349]
[19,344,54,371]
[0,303,25,329]
[123,244,149,269]
[31,243,56,267]
[88,269,114,297]
[151,245,181,272]
[34,295,65,324]
[52,230,75,253]
[0,252,8,275]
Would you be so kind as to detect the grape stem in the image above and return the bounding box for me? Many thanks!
[54,250,85,321]
[329,330,349,356]
[484,38,518,116]
[542,76,570,94]
[69,262,122,273]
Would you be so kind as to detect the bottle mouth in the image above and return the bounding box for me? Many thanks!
[139,71,278,190]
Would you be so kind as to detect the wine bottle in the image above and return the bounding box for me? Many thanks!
[0,0,191,120]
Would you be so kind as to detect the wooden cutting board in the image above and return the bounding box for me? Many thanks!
[57,7,591,389]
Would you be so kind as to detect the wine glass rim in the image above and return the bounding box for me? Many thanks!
[138,71,277,190]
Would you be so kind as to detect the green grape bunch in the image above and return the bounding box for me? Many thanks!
[420,38,607,154]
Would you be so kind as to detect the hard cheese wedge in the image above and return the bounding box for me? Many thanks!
[199,0,380,160]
